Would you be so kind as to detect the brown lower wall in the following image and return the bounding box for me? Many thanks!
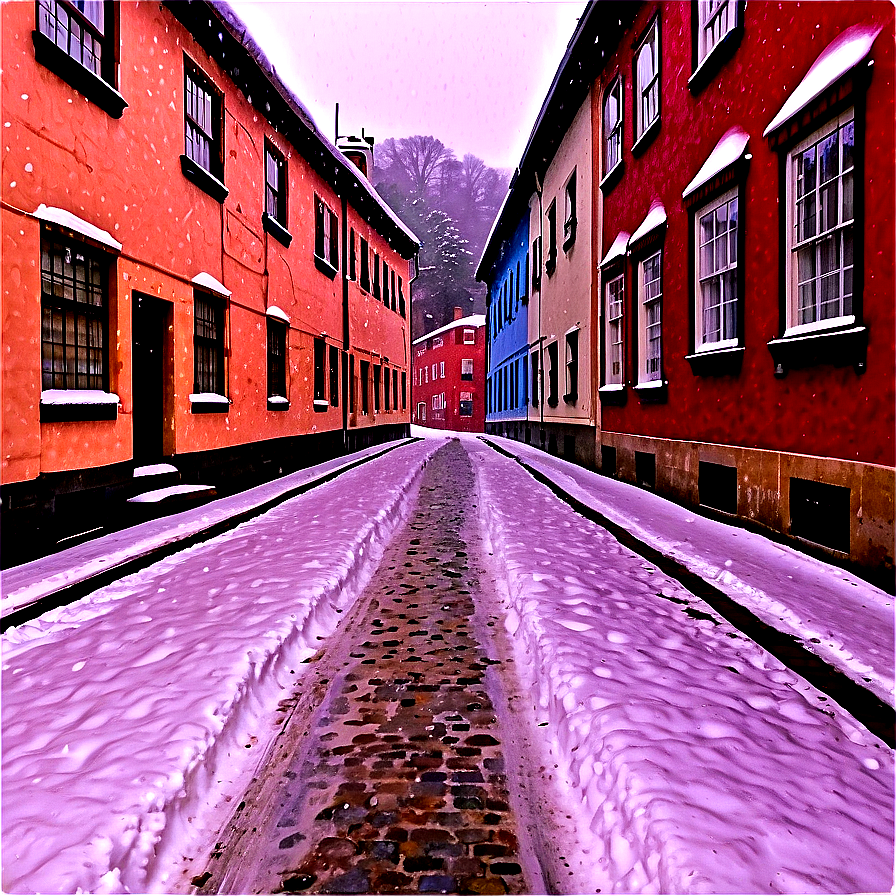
[598,431,895,581]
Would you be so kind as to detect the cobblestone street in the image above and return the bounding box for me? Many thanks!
[197,441,541,895]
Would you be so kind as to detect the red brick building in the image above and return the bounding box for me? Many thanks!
[594,2,894,575]
[1,0,418,560]
[412,312,486,433]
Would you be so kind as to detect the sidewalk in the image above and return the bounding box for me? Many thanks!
[482,434,895,708]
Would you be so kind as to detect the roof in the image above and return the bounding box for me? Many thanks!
[162,1,419,256]
[413,315,486,346]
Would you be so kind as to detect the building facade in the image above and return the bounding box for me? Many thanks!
[411,313,486,433]
[1,0,418,561]
[594,1,894,576]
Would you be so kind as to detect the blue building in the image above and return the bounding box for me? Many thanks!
[481,213,530,439]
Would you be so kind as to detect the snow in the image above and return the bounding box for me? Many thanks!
[1,437,446,894]
[266,395,289,405]
[600,230,630,268]
[189,392,230,404]
[682,127,749,199]
[764,23,882,136]
[191,272,231,297]
[629,201,667,246]
[32,205,122,251]
[133,464,179,478]
[412,314,485,345]
[40,389,120,406]
[127,484,215,504]
[265,304,290,324]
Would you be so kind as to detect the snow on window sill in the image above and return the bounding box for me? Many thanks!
[768,324,868,376]
[267,396,290,411]
[190,393,230,414]
[783,315,855,339]
[314,254,339,280]
[634,378,666,389]
[313,399,329,412]
[40,390,120,422]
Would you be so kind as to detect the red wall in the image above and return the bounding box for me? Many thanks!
[596,2,895,467]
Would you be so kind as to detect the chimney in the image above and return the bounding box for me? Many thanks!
[453,307,463,321]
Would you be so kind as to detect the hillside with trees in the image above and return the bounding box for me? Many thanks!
[373,135,509,337]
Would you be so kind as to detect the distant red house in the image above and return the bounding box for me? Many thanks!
[412,311,486,432]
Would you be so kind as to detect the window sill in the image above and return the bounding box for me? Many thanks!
[32,30,128,119]
[599,162,624,195]
[267,397,290,411]
[767,325,868,376]
[688,25,744,95]
[598,384,627,406]
[314,254,339,280]
[262,213,292,248]
[631,117,661,158]
[180,155,228,203]
[633,379,668,403]
[190,393,230,414]
[685,345,745,376]
[313,399,329,412]
[40,390,119,422]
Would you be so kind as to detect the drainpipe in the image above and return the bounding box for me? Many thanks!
[533,170,544,433]
[341,193,349,450]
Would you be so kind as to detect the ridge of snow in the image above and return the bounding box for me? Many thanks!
[600,230,631,268]
[127,484,215,504]
[33,205,122,251]
[133,464,178,478]
[682,127,749,199]
[40,390,120,406]
[265,305,290,324]
[412,314,485,345]
[189,392,230,404]
[629,201,667,246]
[191,272,231,297]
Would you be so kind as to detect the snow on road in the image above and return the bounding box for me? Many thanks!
[1,438,445,894]
[468,438,894,894]
[484,434,895,708]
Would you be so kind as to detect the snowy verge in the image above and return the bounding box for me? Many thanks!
[1,438,445,894]
[468,440,894,895]
[483,435,895,707]
[2,440,414,618]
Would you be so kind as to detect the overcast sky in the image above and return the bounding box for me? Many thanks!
[229,1,587,171]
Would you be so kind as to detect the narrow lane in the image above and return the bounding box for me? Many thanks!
[197,440,542,895]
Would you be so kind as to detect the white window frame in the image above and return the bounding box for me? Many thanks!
[784,108,855,337]
[461,358,474,380]
[603,77,623,178]
[638,251,663,384]
[463,328,475,344]
[432,363,437,379]
[697,0,735,67]
[603,273,625,386]
[695,187,739,351]
[635,17,660,141]
[440,361,445,378]
[433,336,443,348]
[563,170,577,247]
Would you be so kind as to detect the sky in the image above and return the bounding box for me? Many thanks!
[228,1,588,171]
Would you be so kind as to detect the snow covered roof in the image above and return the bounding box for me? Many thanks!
[599,231,631,268]
[629,202,667,247]
[682,128,750,200]
[33,205,122,251]
[192,272,231,297]
[764,23,882,136]
[413,314,485,345]
[266,305,290,324]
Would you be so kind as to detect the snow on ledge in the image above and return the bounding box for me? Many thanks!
[268,395,289,405]
[764,23,882,136]
[33,205,122,251]
[266,305,290,324]
[127,484,214,504]
[40,389,120,406]
[189,393,230,404]
[682,127,749,199]
[599,231,630,268]
[630,202,666,246]
[192,272,231,297]
[134,464,178,478]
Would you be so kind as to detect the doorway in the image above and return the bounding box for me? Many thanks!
[132,293,172,464]
[416,402,426,424]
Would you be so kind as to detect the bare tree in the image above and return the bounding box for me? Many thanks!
[376,135,456,199]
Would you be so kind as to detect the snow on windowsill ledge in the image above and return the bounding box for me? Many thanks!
[267,395,289,405]
[189,393,230,404]
[41,389,120,405]
[33,207,122,251]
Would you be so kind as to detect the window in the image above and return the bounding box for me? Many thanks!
[314,196,338,275]
[603,78,623,178]
[41,234,108,391]
[531,237,542,290]
[267,319,287,402]
[440,361,445,378]
[360,237,370,291]
[639,251,663,383]
[384,366,391,411]
[463,329,475,344]
[696,189,739,349]
[329,345,339,406]
[184,61,225,194]
[398,276,406,317]
[360,360,369,414]
[424,367,428,384]
[401,371,407,409]
[432,363,437,380]
[194,292,225,395]
[459,393,473,417]
[264,143,286,226]
[634,17,660,142]
[787,111,854,334]
[383,262,390,306]
[350,354,355,413]
[391,270,397,312]
[531,352,540,407]
[545,201,557,274]
[313,338,326,407]
[373,252,380,298]
[604,273,625,386]
[393,369,399,410]
[349,229,357,281]
[563,171,577,249]
[433,336,444,348]
[696,0,736,67]
[547,342,559,406]
[461,359,474,381]
[373,365,381,412]
[565,330,579,402]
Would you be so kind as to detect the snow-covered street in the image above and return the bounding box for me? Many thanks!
[2,434,893,894]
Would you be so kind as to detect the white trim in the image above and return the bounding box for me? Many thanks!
[40,389,120,406]
[694,187,739,350]
[696,337,739,354]
[564,324,581,336]
[265,305,290,324]
[313,399,329,409]
[189,392,230,404]
[600,231,630,268]
[682,128,749,199]
[633,378,667,390]
[598,383,625,393]
[784,315,856,339]
[764,24,881,136]
[267,395,289,405]
[630,202,666,246]
[412,314,485,345]
[33,205,122,251]
[192,272,231,297]
[134,464,178,478]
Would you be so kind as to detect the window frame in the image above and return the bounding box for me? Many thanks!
[546,341,559,407]
[313,337,327,410]
[545,201,557,275]
[463,328,475,345]
[192,290,227,409]
[564,329,579,403]
[633,15,661,152]
[329,344,339,407]
[635,249,665,390]
[314,196,339,278]
[461,358,474,381]
[601,269,626,391]
[563,170,577,251]
[360,237,370,291]
[602,76,624,187]
[181,58,227,201]
[373,252,381,299]
[262,141,292,247]
[689,0,745,93]
[531,237,542,291]
[266,318,288,409]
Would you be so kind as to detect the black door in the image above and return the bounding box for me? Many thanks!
[132,293,168,463]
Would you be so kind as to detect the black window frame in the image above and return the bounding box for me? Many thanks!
[329,344,339,407]
[313,337,327,409]
[192,290,227,406]
[373,252,381,299]
[564,330,579,402]
[262,140,291,247]
[689,0,745,94]
[266,317,288,409]
[545,202,557,275]
[547,341,559,407]
[360,237,370,291]
[314,195,339,278]
[632,13,661,155]
[181,58,228,202]
[563,170,577,250]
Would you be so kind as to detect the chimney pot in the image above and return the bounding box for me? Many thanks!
[453,307,463,320]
